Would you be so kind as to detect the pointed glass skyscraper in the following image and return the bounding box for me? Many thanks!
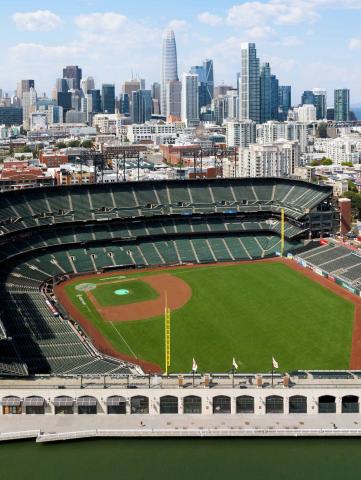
[161,29,178,116]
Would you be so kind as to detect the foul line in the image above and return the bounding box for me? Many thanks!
[109,321,138,359]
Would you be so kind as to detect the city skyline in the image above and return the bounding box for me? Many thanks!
[1,0,361,104]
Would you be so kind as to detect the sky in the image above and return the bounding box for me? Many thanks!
[1,0,361,105]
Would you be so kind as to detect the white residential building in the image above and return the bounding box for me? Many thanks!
[240,140,300,177]
[181,73,199,127]
[257,121,308,153]
[294,104,317,123]
[225,120,256,148]
[313,136,361,164]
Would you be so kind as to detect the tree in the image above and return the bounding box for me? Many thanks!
[68,140,80,148]
[342,161,353,167]
[320,157,333,165]
[348,180,358,192]
[56,141,67,149]
[343,191,361,219]
[81,139,93,149]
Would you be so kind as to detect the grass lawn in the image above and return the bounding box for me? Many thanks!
[65,263,355,373]
[91,279,159,307]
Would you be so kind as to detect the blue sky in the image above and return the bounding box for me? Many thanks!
[1,0,361,104]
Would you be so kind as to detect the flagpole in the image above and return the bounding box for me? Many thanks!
[192,369,195,388]
[232,367,235,388]
[271,362,274,388]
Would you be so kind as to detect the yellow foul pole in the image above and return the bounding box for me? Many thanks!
[165,292,171,375]
[281,208,285,257]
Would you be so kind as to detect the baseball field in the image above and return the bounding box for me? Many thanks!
[56,260,356,373]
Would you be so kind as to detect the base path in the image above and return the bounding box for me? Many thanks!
[87,274,192,322]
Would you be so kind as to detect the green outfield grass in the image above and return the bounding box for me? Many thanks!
[91,279,159,307]
[65,263,355,373]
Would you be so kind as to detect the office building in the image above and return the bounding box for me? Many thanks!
[22,87,37,130]
[55,79,68,94]
[312,89,327,120]
[102,84,115,114]
[161,29,178,115]
[260,63,272,124]
[62,65,82,90]
[190,59,214,109]
[181,73,199,127]
[81,77,95,96]
[334,89,350,122]
[57,92,72,122]
[239,43,260,123]
[0,107,23,126]
[131,90,152,124]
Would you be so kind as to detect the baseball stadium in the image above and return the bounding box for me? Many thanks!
[2,178,361,440]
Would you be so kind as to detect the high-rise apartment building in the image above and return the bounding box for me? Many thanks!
[334,89,350,122]
[17,80,35,100]
[181,73,199,127]
[225,119,256,148]
[161,29,178,115]
[278,86,291,120]
[260,63,272,124]
[102,84,115,114]
[166,80,182,119]
[239,43,260,123]
[62,66,82,90]
[270,75,279,121]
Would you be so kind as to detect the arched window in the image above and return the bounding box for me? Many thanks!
[77,396,97,415]
[160,396,178,414]
[131,396,149,414]
[342,395,359,413]
[318,395,336,413]
[289,395,307,414]
[54,396,74,415]
[183,396,202,414]
[106,396,126,415]
[236,396,254,414]
[213,396,231,414]
[2,396,21,415]
[24,396,45,415]
[266,395,284,414]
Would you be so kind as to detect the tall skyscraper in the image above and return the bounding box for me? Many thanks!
[81,77,95,96]
[62,66,82,90]
[131,90,152,124]
[334,89,350,122]
[166,80,182,119]
[57,91,72,122]
[190,59,214,110]
[88,89,102,114]
[161,29,178,115]
[119,93,130,115]
[313,89,327,120]
[260,63,271,124]
[55,78,68,94]
[22,87,37,129]
[101,84,115,113]
[239,43,260,123]
[270,75,279,121]
[17,80,35,100]
[181,73,199,127]
[301,90,315,105]
[278,86,291,120]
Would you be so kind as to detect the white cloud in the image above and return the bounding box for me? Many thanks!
[74,12,126,31]
[349,38,361,49]
[12,10,61,31]
[198,12,222,26]
[167,19,189,31]
[9,43,85,61]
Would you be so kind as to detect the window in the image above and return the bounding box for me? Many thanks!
[289,396,307,414]
[236,396,254,414]
[54,396,74,415]
[183,396,202,414]
[131,396,149,414]
[160,396,178,414]
[213,396,231,414]
[107,396,126,415]
[77,396,97,415]
[266,396,284,414]
[342,395,359,413]
[318,395,336,414]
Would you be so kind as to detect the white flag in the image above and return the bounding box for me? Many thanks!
[272,357,279,369]
[192,358,198,372]
[232,357,238,370]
